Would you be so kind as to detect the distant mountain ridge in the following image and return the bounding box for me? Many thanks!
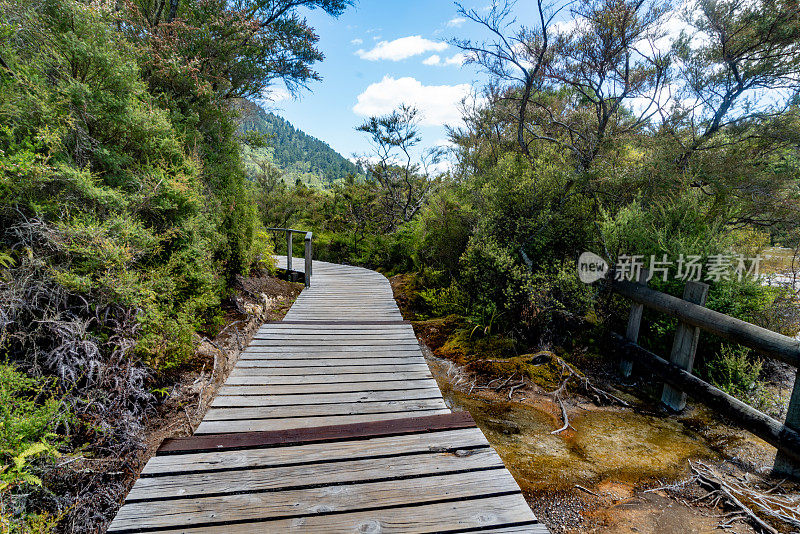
[236,99,360,188]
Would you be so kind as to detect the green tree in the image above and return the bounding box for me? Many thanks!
[357,106,442,228]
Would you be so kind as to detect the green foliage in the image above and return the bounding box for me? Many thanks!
[0,252,13,269]
[704,346,763,400]
[0,0,352,529]
[457,237,532,327]
[250,229,277,273]
[0,365,68,491]
[1,442,58,491]
[419,281,470,318]
[238,100,362,188]
[411,188,475,276]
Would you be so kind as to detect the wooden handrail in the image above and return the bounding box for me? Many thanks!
[612,279,800,368]
[264,227,312,235]
[266,227,313,287]
[607,277,800,477]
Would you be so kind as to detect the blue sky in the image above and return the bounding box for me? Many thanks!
[260,0,529,161]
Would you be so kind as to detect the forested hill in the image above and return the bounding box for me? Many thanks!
[237,99,361,188]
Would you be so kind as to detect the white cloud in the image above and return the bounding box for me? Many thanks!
[422,53,466,67]
[356,35,448,61]
[552,18,583,35]
[353,76,472,126]
[263,86,292,102]
[350,38,363,46]
[444,53,467,66]
[447,17,467,28]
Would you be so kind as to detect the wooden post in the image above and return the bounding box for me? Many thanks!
[661,281,709,411]
[304,232,313,287]
[286,231,293,272]
[774,370,800,477]
[620,269,648,377]
[612,279,800,367]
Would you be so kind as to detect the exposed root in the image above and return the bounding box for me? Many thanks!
[689,461,799,534]
[575,484,600,497]
[551,394,573,434]
[544,353,630,408]
[644,476,698,494]
[539,352,629,434]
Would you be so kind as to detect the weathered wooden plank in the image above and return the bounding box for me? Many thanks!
[620,269,648,377]
[248,340,420,348]
[142,427,488,475]
[203,399,448,420]
[290,303,398,307]
[217,380,440,396]
[775,371,800,477]
[477,524,552,533]
[236,358,425,368]
[286,318,406,321]
[253,332,419,345]
[159,411,476,454]
[286,298,395,302]
[230,364,430,375]
[262,321,410,326]
[112,494,538,534]
[256,332,413,338]
[130,447,503,502]
[112,467,517,531]
[195,409,453,433]
[227,371,432,383]
[285,308,402,312]
[209,388,444,407]
[662,281,709,411]
[284,317,406,322]
[250,339,419,352]
[613,279,800,367]
[253,330,413,337]
[231,361,427,371]
[258,321,413,328]
[239,350,422,359]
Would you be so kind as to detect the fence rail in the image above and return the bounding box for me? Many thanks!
[266,227,313,287]
[607,275,800,478]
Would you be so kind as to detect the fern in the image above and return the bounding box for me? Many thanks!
[0,442,58,491]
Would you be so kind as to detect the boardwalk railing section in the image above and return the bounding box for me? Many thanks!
[267,227,313,287]
[608,275,800,477]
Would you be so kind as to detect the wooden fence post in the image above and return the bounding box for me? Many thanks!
[774,371,800,477]
[304,233,313,287]
[286,231,293,272]
[620,269,648,377]
[661,281,709,411]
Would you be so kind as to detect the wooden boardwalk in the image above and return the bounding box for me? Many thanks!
[108,258,549,533]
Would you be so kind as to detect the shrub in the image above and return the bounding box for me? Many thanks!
[0,364,70,532]
[457,237,532,327]
[0,365,67,473]
[412,189,475,277]
[419,282,470,318]
[704,345,763,400]
[249,229,277,274]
